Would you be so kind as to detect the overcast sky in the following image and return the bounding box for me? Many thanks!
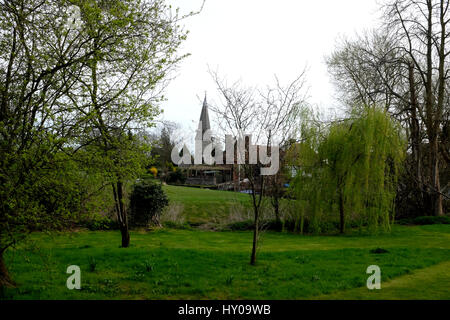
[160,0,381,136]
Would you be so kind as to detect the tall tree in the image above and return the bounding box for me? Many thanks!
[65,0,197,247]
[327,0,450,216]
[209,70,307,265]
[0,0,100,288]
[151,122,180,180]
[0,0,198,287]
[291,107,406,234]
[386,0,449,216]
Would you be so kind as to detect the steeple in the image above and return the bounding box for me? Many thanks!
[199,93,211,135]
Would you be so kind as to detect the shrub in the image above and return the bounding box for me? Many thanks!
[412,216,450,225]
[396,216,450,225]
[166,168,186,184]
[226,220,254,231]
[82,215,118,231]
[129,179,169,227]
[263,219,283,232]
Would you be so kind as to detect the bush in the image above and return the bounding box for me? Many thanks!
[262,219,283,232]
[226,220,254,231]
[166,168,186,184]
[225,219,283,232]
[414,216,450,225]
[129,179,169,227]
[404,216,450,225]
[81,214,118,231]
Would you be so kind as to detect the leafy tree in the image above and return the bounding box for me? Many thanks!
[63,0,196,248]
[291,107,406,234]
[0,0,199,287]
[0,0,101,287]
[151,123,178,181]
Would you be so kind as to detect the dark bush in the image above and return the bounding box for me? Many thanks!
[396,215,450,225]
[263,219,283,231]
[166,169,186,184]
[226,219,284,232]
[412,216,450,225]
[226,220,254,231]
[281,218,311,233]
[82,215,118,231]
[129,179,169,227]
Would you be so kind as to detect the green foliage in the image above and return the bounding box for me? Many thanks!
[0,0,193,255]
[129,179,169,227]
[81,215,118,231]
[290,106,406,234]
[226,220,254,231]
[151,125,177,179]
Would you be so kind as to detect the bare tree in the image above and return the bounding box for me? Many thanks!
[386,0,449,216]
[209,70,308,265]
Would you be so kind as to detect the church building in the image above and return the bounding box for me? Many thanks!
[184,96,235,188]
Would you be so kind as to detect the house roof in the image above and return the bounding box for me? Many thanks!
[182,164,232,171]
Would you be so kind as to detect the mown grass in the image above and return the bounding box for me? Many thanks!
[319,261,450,300]
[163,185,251,225]
[2,224,450,299]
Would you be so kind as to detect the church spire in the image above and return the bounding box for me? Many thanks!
[199,93,211,135]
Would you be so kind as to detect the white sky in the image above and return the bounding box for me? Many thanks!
[160,0,381,136]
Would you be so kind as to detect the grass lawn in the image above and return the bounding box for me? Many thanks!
[163,185,252,225]
[319,261,450,299]
[2,224,450,299]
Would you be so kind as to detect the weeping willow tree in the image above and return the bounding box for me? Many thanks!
[290,106,406,234]
[286,105,325,234]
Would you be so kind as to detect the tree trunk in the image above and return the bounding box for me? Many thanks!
[250,207,258,265]
[119,224,130,248]
[112,180,130,247]
[339,190,345,234]
[0,251,15,289]
[431,137,444,216]
[117,180,130,247]
[273,195,280,223]
[408,61,424,208]
[433,0,445,217]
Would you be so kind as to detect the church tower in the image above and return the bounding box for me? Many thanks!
[199,94,211,136]
[196,94,213,152]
